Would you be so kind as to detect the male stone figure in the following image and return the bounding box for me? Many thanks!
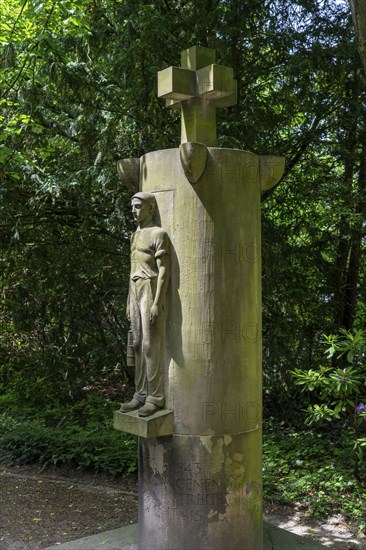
[120,192,170,417]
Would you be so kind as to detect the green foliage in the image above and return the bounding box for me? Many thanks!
[292,327,366,422]
[292,326,366,477]
[325,328,366,364]
[0,407,138,477]
[0,392,119,426]
[292,363,364,422]
[263,421,366,532]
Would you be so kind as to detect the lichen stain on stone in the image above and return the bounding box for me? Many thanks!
[233,452,244,462]
[200,434,213,454]
[207,437,225,475]
[148,441,168,475]
[224,434,232,446]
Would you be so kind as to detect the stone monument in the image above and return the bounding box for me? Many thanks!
[114,46,285,550]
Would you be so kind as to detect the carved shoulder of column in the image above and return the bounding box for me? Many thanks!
[117,158,140,192]
[179,142,208,184]
[259,155,285,192]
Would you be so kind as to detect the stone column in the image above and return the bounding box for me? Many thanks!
[134,147,284,550]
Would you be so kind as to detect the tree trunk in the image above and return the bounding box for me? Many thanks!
[349,0,366,76]
[333,75,361,331]
[333,146,356,330]
[343,138,366,329]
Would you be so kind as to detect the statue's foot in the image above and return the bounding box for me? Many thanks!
[119,398,143,413]
[138,403,163,417]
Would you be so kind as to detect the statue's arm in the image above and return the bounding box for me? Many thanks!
[150,254,170,324]
[127,233,133,321]
[126,286,131,321]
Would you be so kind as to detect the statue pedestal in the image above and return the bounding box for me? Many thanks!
[113,409,174,438]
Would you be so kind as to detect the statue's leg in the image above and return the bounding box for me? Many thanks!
[130,280,147,404]
[139,278,165,409]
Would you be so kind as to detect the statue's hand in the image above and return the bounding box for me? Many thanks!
[150,304,159,324]
[126,308,131,322]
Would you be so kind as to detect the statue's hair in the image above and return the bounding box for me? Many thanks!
[132,192,156,208]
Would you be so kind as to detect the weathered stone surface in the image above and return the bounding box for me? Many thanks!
[116,145,284,549]
[141,148,264,434]
[123,192,170,415]
[138,431,262,550]
[157,66,196,101]
[44,521,330,549]
[117,158,140,192]
[133,146,281,549]
[196,64,235,98]
[114,409,173,438]
[181,45,216,70]
[179,141,208,184]
[158,46,237,146]
[260,155,286,191]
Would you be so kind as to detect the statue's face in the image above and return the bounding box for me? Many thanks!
[131,198,152,224]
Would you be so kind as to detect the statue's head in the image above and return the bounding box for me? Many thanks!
[131,192,156,225]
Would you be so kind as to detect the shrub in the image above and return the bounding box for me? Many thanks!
[291,328,366,479]
[0,413,138,477]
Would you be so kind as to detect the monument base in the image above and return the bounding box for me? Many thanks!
[113,409,173,438]
[138,430,262,550]
[43,522,329,549]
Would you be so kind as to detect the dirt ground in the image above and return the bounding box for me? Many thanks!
[0,463,365,550]
[0,464,138,549]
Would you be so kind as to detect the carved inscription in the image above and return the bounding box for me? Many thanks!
[166,461,262,522]
[167,462,225,523]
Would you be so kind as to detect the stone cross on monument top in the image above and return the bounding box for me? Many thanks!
[158,45,237,146]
